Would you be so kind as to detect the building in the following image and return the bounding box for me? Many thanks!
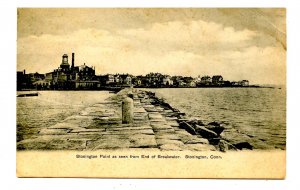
[17,70,32,90]
[76,63,95,81]
[240,80,249,86]
[50,53,96,89]
[212,75,223,85]
[162,75,173,86]
[200,76,212,85]
[104,74,115,85]
[145,73,164,87]
[119,74,132,86]
[114,74,120,83]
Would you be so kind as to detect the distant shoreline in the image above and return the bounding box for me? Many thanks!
[16,85,280,92]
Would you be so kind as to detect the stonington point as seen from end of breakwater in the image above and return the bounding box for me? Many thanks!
[17,52,254,91]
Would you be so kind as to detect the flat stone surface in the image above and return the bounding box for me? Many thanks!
[184,137,209,145]
[144,108,158,112]
[134,120,151,125]
[47,123,84,130]
[64,115,94,121]
[141,99,155,106]
[160,144,183,151]
[23,134,96,142]
[165,117,178,121]
[166,121,180,127]
[149,119,166,123]
[176,129,194,136]
[156,139,185,146]
[77,131,105,135]
[155,134,181,140]
[133,116,147,121]
[71,128,106,133]
[107,126,152,131]
[134,108,147,113]
[129,134,157,148]
[151,124,174,131]
[154,130,177,136]
[156,107,164,112]
[104,129,154,135]
[88,137,132,150]
[39,128,70,135]
[184,144,216,151]
[17,137,87,150]
[148,113,163,119]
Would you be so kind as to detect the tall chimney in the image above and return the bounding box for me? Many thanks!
[72,53,75,69]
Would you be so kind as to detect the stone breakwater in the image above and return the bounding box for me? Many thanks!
[17,88,252,151]
[139,90,253,152]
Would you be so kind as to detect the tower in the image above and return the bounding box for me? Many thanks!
[60,54,70,70]
[71,53,75,69]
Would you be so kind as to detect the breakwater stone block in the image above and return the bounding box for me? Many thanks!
[218,140,238,152]
[179,122,197,135]
[233,142,253,150]
[194,125,218,138]
[205,122,225,135]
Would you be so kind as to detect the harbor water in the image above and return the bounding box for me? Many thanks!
[17,91,112,142]
[147,87,286,150]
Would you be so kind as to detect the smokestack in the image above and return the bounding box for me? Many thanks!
[72,53,75,69]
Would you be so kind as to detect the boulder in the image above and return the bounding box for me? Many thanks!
[218,140,238,152]
[208,121,223,127]
[187,119,205,126]
[161,102,173,110]
[208,138,221,145]
[205,124,225,136]
[194,125,218,139]
[179,122,197,135]
[233,142,253,150]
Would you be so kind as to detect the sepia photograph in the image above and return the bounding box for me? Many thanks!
[16,8,286,178]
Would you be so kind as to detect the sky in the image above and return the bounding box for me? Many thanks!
[17,8,286,85]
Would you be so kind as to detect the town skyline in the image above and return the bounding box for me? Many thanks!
[17,8,286,85]
[17,51,251,91]
[17,51,249,80]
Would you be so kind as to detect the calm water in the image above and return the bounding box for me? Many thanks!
[147,87,286,150]
[17,91,112,141]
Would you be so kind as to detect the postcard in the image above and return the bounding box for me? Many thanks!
[16,8,286,178]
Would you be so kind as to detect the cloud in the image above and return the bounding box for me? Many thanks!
[121,20,258,52]
[17,18,285,85]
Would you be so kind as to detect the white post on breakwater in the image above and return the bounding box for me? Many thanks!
[122,96,134,124]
